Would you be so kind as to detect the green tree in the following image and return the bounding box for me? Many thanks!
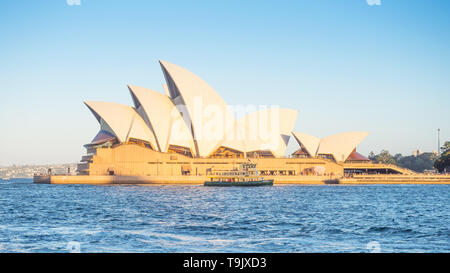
[394,153,403,162]
[397,153,436,173]
[374,150,396,164]
[434,141,450,173]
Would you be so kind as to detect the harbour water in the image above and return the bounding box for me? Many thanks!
[0,179,448,252]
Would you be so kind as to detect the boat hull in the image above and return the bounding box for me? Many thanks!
[204,180,274,187]
[324,179,340,184]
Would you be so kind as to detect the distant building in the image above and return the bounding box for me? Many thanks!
[413,149,423,157]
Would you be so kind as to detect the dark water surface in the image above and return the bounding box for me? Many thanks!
[0,179,448,252]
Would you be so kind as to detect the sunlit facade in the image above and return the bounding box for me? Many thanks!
[76,61,409,180]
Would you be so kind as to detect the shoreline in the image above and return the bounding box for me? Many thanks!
[33,174,450,185]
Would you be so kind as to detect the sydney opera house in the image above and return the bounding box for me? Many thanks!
[29,59,415,185]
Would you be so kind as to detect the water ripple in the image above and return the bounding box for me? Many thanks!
[0,180,448,252]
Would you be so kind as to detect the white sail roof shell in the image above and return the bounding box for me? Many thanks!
[84,101,158,149]
[234,108,298,157]
[162,83,171,97]
[128,85,196,155]
[217,119,246,154]
[159,60,235,157]
[291,132,321,156]
[317,131,369,162]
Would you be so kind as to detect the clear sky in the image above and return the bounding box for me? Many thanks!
[0,0,449,165]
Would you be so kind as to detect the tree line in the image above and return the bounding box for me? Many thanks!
[434,141,450,173]
[368,141,450,173]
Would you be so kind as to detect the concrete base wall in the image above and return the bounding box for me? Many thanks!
[33,174,450,185]
[34,175,332,185]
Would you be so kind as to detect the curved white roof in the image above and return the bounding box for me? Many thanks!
[291,132,321,156]
[167,105,198,155]
[84,101,158,149]
[317,131,369,162]
[128,85,196,154]
[159,60,235,157]
[162,83,170,97]
[216,120,246,154]
[237,108,298,157]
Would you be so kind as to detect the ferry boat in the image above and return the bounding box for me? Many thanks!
[204,162,273,187]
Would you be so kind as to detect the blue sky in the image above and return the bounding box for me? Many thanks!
[0,0,449,165]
